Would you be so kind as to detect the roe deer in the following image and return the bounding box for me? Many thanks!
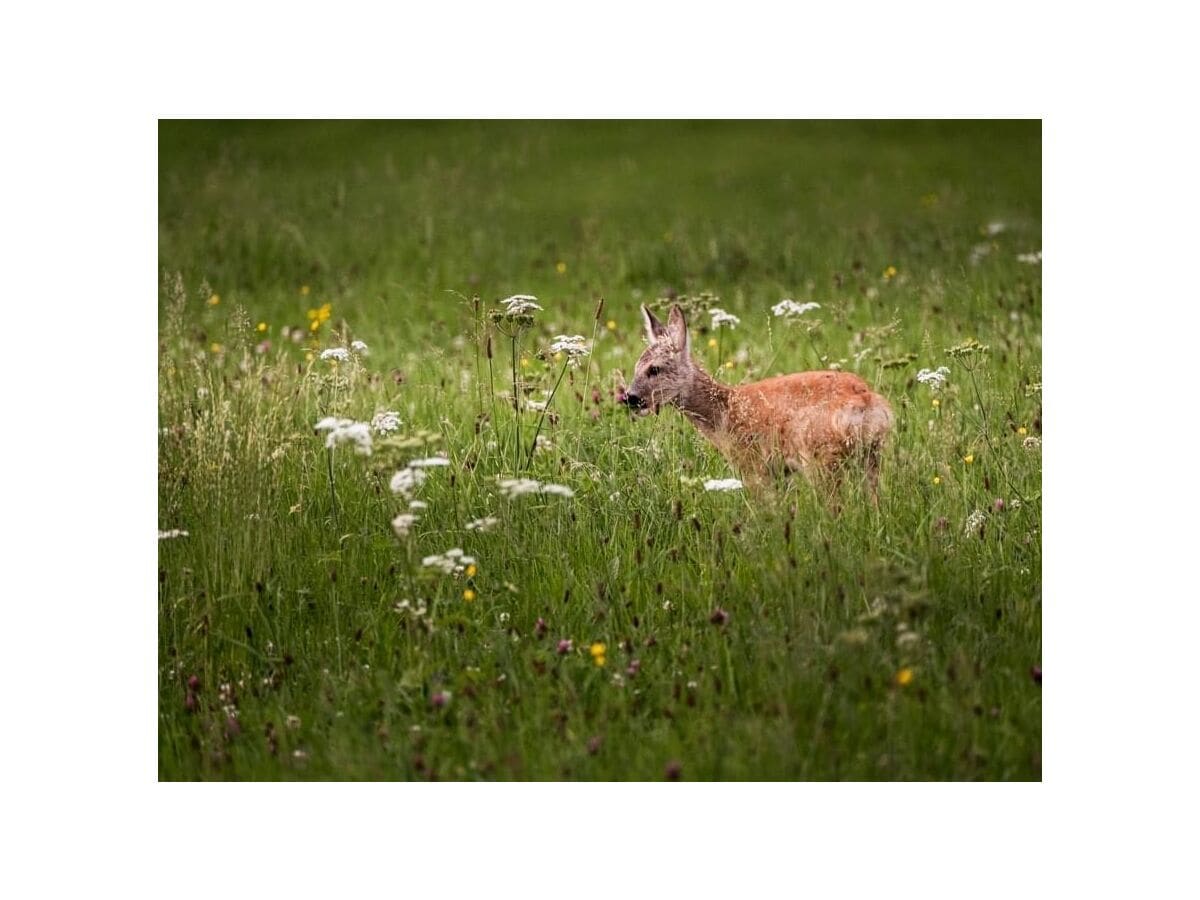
[622,304,893,501]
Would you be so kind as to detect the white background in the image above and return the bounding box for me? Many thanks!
[2,1,1197,897]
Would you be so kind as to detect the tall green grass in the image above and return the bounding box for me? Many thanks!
[158,120,1041,780]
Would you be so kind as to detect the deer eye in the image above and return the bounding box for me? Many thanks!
[647,366,661,377]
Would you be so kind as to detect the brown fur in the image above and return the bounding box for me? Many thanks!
[626,305,893,500]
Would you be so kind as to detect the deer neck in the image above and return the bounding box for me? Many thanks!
[676,361,733,435]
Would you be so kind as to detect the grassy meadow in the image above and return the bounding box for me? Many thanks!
[158,120,1041,780]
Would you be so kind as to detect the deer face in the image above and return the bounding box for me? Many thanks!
[624,305,693,415]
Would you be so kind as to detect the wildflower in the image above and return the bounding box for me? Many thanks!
[724,361,734,369]
[709,608,729,626]
[895,667,914,687]
[525,400,547,411]
[945,338,989,358]
[389,467,428,497]
[322,421,372,455]
[1017,426,1028,436]
[1031,665,1042,686]
[606,319,617,331]
[590,642,607,667]
[932,398,940,408]
[207,293,221,306]
[1023,435,1042,450]
[309,319,321,333]
[897,631,921,649]
[320,347,350,362]
[963,453,975,464]
[421,548,476,576]
[408,456,450,468]
[158,528,189,540]
[463,588,477,602]
[1017,251,1042,264]
[520,357,530,368]
[431,690,451,709]
[984,222,1006,235]
[350,340,369,355]
[772,299,821,318]
[703,478,743,492]
[964,509,987,536]
[916,366,951,389]
[993,498,1006,513]
[292,749,309,761]
[466,516,500,532]
[498,294,542,317]
[300,284,310,296]
[709,308,740,329]
[257,321,268,333]
[548,334,590,366]
[884,265,898,279]
[556,639,573,655]
[305,351,315,362]
[314,416,353,432]
[497,477,575,499]
[371,410,402,434]
[391,513,419,538]
[465,564,477,578]
[210,342,223,354]
[555,261,567,274]
[707,337,718,349]
[535,618,548,638]
[285,715,301,730]
[932,476,941,485]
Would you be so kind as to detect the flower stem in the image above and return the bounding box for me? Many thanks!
[526,361,569,469]
[326,446,339,528]
[511,333,521,469]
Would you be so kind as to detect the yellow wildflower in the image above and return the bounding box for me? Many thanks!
[590,642,606,667]
[465,564,477,578]
[708,338,718,349]
[606,319,617,331]
[300,284,310,296]
[463,589,476,603]
[932,398,940,408]
[895,667,914,687]
[724,361,734,370]
[256,322,268,333]
[305,352,314,363]
[932,476,941,485]
[555,261,567,274]
[963,454,975,464]
[210,342,222,354]
[520,357,530,369]
[1017,426,1028,436]
[309,319,321,332]
[207,293,220,306]
[318,303,332,323]
[884,265,898,279]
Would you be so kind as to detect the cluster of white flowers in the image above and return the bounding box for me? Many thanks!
[1017,251,1042,264]
[389,466,428,498]
[772,299,821,318]
[703,478,744,492]
[985,221,1007,236]
[549,334,590,366]
[497,477,575,499]
[964,509,987,535]
[525,400,547,411]
[371,410,402,434]
[319,347,350,362]
[409,500,428,510]
[708,308,740,329]
[314,417,372,455]
[466,516,500,532]
[916,366,951,390]
[350,340,369,355]
[1022,435,1042,451]
[422,547,476,575]
[408,456,450,468]
[391,513,419,538]
[158,529,189,540]
[500,294,542,316]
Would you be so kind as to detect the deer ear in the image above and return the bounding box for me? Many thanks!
[641,305,667,343]
[667,304,690,355]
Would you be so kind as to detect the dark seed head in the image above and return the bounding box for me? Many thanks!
[709,608,729,627]
[665,760,683,781]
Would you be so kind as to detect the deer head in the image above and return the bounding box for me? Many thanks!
[623,304,695,415]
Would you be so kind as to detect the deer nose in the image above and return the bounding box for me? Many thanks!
[624,392,645,409]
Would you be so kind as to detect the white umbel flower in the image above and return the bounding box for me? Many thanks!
[323,421,372,455]
[549,334,590,366]
[158,529,189,540]
[320,347,350,362]
[708,308,740,328]
[391,513,419,538]
[703,478,744,492]
[497,477,575,499]
[772,299,821,318]
[371,411,402,434]
[500,294,542,316]
[350,340,369,355]
[916,366,951,390]
[465,516,500,532]
[422,547,477,575]
[1017,251,1042,264]
[389,467,428,497]
[408,456,450,468]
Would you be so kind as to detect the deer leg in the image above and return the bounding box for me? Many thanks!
[864,444,881,507]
